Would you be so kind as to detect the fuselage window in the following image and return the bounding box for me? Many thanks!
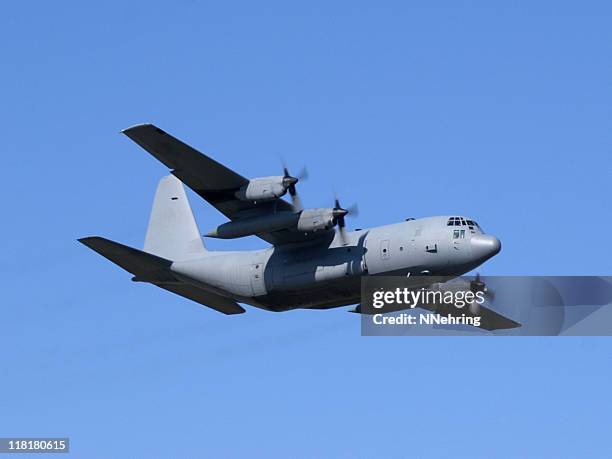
[453,229,466,239]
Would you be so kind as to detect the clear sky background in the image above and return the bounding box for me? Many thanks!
[1,1,611,457]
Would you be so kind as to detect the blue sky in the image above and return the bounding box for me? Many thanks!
[1,1,611,457]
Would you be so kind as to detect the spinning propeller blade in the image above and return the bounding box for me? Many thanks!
[469,273,496,314]
[332,195,358,245]
[282,162,308,211]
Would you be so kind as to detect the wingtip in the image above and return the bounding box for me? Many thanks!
[78,236,104,247]
[121,123,154,135]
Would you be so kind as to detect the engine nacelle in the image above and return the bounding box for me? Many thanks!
[206,212,299,239]
[234,176,287,202]
[205,208,339,239]
[296,209,335,233]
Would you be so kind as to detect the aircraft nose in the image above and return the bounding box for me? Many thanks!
[470,234,501,261]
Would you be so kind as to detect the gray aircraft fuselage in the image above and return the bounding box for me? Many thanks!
[170,216,501,312]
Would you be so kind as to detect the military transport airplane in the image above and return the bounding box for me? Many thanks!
[79,124,519,330]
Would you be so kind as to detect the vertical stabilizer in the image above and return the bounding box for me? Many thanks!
[145,175,207,260]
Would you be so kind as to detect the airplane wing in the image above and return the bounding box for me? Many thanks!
[471,304,521,331]
[419,301,521,331]
[122,124,333,246]
[358,302,520,331]
[78,236,245,315]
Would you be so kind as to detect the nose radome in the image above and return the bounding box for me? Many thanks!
[470,234,501,261]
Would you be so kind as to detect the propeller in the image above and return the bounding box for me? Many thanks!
[470,272,486,294]
[469,272,495,314]
[282,162,308,211]
[332,196,359,245]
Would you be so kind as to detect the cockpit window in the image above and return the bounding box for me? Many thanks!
[447,217,462,226]
[467,220,484,233]
[447,216,466,226]
[448,217,484,233]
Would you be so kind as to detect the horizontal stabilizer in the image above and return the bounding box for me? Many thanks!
[78,236,172,277]
[157,283,245,315]
[79,236,245,315]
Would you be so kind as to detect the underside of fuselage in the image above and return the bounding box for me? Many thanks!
[246,252,498,312]
[250,276,363,312]
[244,261,479,312]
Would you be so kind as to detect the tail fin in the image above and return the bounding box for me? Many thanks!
[145,175,207,260]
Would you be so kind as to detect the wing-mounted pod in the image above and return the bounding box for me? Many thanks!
[234,176,288,202]
[204,208,337,240]
[296,209,336,232]
[206,204,357,240]
[234,165,308,209]
[206,211,300,239]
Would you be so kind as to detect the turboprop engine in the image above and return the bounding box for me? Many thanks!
[204,209,335,239]
[205,200,357,240]
[296,208,337,232]
[234,176,288,202]
[234,165,308,209]
[205,211,300,239]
